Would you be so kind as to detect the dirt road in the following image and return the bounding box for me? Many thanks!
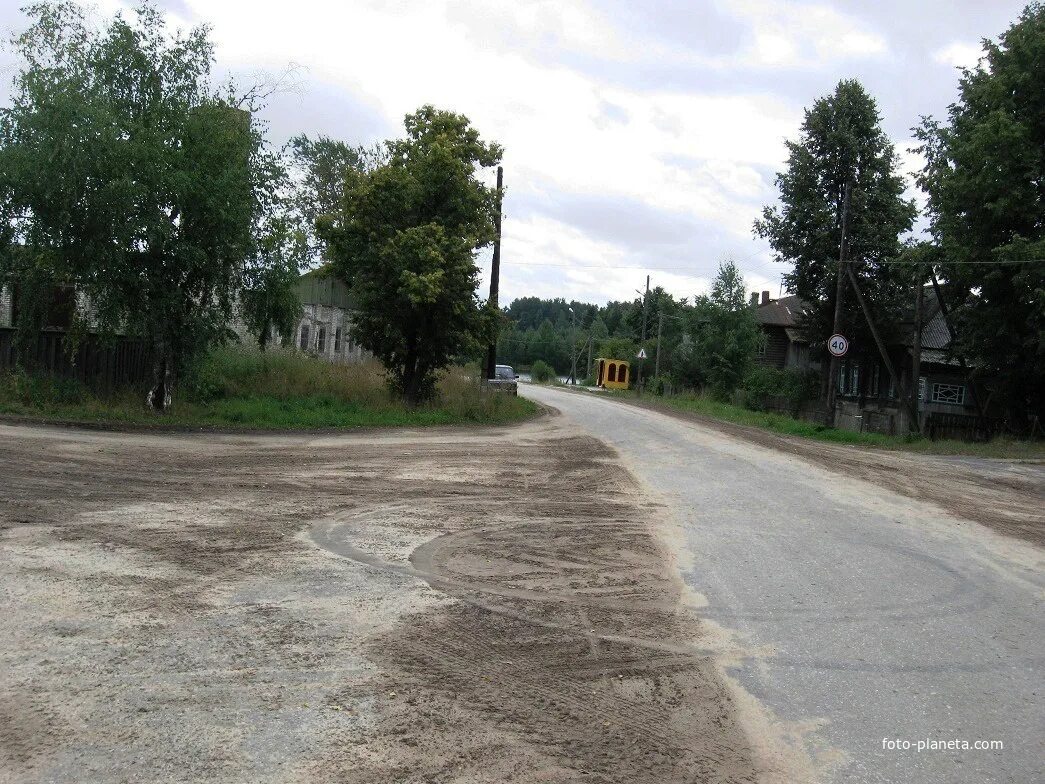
[0,417,792,783]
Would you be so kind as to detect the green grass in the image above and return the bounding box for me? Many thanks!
[605,389,1044,459]
[0,347,538,430]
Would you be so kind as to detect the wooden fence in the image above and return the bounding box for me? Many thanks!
[0,328,150,391]
[925,411,1008,442]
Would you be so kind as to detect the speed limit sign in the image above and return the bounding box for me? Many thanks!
[828,334,849,357]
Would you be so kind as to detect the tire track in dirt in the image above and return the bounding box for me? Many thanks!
[0,420,784,783]
[309,433,767,783]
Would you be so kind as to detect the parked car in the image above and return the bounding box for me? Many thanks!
[487,364,519,395]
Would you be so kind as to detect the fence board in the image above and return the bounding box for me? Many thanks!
[0,328,149,390]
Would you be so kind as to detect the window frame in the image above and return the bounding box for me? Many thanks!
[930,382,966,406]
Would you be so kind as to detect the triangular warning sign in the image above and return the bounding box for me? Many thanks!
[636,348,647,359]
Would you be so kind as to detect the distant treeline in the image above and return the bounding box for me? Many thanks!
[497,261,764,400]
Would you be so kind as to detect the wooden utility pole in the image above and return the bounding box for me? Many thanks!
[568,307,578,385]
[911,264,924,433]
[485,166,504,381]
[636,275,650,394]
[654,311,664,379]
[929,271,985,419]
[825,181,852,427]
[844,264,914,429]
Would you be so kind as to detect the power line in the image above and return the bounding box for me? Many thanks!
[503,258,1041,271]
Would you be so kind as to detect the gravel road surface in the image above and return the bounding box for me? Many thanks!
[523,384,1044,784]
[1,417,780,784]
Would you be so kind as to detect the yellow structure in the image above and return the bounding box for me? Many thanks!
[595,358,630,389]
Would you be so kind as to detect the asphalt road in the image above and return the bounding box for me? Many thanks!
[522,384,1044,784]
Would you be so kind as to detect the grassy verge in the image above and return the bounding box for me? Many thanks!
[0,347,539,430]
[603,389,1044,459]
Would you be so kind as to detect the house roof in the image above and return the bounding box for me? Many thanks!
[755,286,961,361]
[754,294,808,328]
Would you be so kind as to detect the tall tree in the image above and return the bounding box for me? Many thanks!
[914,3,1045,422]
[319,106,502,404]
[0,2,279,409]
[755,80,916,362]
[674,261,763,397]
[288,134,372,262]
[239,213,305,350]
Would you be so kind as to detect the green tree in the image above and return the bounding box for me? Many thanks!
[239,215,305,349]
[0,2,277,409]
[914,3,1045,422]
[755,80,916,359]
[288,134,372,261]
[675,261,763,397]
[319,106,502,404]
[589,314,610,343]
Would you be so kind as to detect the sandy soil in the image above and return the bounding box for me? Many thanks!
[0,416,781,783]
[616,397,1045,548]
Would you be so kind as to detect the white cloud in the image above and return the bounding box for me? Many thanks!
[932,40,982,70]
[42,0,920,306]
[726,0,889,68]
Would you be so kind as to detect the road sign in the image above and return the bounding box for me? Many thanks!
[828,334,849,357]
[636,348,647,359]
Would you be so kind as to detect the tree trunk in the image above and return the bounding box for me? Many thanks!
[147,339,174,412]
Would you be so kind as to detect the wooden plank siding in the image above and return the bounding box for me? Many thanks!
[755,326,789,369]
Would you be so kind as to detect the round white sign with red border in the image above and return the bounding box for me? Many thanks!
[828,334,849,357]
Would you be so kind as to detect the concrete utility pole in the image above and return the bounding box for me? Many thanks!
[825,181,851,427]
[485,166,504,381]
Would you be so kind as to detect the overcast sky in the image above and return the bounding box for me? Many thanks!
[0,1,1029,306]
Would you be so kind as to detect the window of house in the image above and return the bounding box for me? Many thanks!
[931,383,966,405]
[317,326,326,353]
[334,328,342,353]
[869,364,880,397]
[838,361,859,396]
[347,334,355,353]
[299,324,310,350]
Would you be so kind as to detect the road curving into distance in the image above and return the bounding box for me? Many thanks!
[522,383,1044,784]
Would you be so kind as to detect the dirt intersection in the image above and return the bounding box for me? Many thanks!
[0,416,790,783]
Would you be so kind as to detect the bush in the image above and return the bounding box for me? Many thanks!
[0,346,539,427]
[646,375,672,396]
[531,360,555,383]
[742,367,820,414]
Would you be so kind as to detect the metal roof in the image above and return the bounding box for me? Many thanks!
[294,271,356,310]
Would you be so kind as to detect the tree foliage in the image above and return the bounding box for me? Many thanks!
[0,1,282,409]
[755,79,916,361]
[914,3,1045,421]
[673,261,763,397]
[319,106,502,404]
[288,134,372,261]
[239,214,305,350]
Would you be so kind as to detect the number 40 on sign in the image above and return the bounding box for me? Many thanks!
[828,334,849,357]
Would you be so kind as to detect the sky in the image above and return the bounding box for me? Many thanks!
[0,0,1030,306]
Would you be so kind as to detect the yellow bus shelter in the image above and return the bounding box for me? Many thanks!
[595,358,630,389]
